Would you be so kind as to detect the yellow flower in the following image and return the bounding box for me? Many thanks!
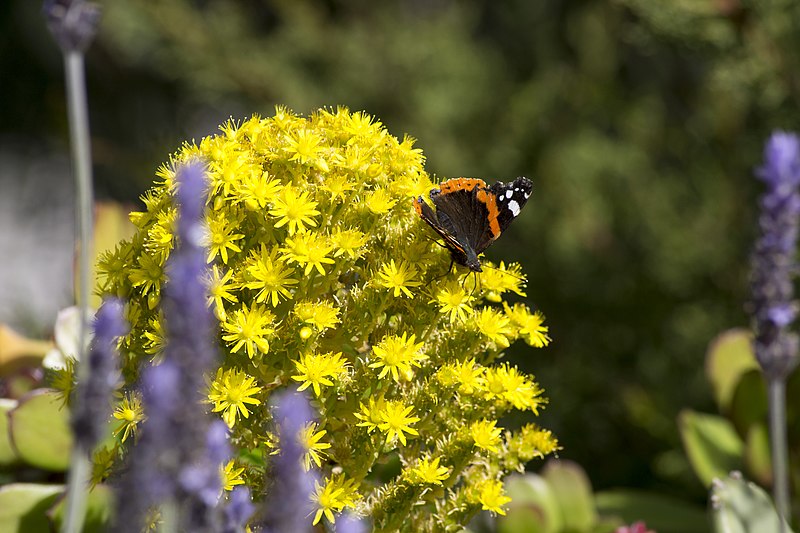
[299,421,332,471]
[407,456,450,485]
[291,351,349,396]
[91,445,117,487]
[112,392,145,443]
[284,129,328,171]
[377,400,420,446]
[128,251,164,296]
[510,424,561,462]
[237,169,282,210]
[369,332,427,382]
[280,232,335,276]
[436,358,485,395]
[207,368,263,428]
[320,174,356,202]
[473,307,513,348]
[504,303,551,347]
[332,228,368,259]
[365,188,397,214]
[269,186,321,234]
[472,478,512,516]
[483,363,545,412]
[205,265,238,320]
[354,396,386,434]
[221,460,246,491]
[208,150,252,197]
[479,261,526,302]
[221,303,275,361]
[205,213,244,264]
[311,473,360,525]
[294,300,341,330]
[244,245,298,307]
[96,243,134,293]
[342,110,382,139]
[471,419,503,453]
[377,259,422,298]
[142,314,166,356]
[433,281,474,323]
[144,209,176,255]
[51,358,76,407]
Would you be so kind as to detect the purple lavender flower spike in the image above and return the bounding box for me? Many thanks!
[750,131,800,379]
[337,512,368,533]
[222,486,256,533]
[113,161,221,532]
[71,298,126,453]
[43,0,101,52]
[258,389,317,533]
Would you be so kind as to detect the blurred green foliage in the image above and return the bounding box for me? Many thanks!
[3,0,800,505]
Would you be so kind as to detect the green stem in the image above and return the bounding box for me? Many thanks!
[768,377,791,530]
[62,49,95,533]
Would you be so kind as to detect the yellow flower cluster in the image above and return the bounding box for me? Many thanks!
[94,107,557,530]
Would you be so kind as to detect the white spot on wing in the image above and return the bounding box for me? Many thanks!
[508,200,521,216]
[505,190,513,199]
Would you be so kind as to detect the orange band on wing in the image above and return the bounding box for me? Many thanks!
[439,178,486,194]
[413,197,424,215]
[476,189,501,237]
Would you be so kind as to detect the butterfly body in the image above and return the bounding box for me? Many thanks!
[413,176,533,272]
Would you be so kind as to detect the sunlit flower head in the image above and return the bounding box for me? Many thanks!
[221,460,246,491]
[434,281,474,323]
[207,368,263,427]
[369,332,427,382]
[377,400,421,446]
[280,232,336,276]
[406,456,450,486]
[471,478,511,516]
[292,351,349,396]
[298,421,332,471]
[244,245,298,307]
[112,392,146,443]
[221,302,275,361]
[377,259,422,298]
[269,186,321,234]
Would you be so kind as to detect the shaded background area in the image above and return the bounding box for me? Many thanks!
[2,0,799,507]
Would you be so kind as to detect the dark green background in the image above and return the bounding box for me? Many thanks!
[4,0,799,507]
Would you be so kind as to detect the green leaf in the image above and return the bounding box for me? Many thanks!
[705,329,757,412]
[595,489,708,533]
[8,389,73,471]
[710,472,793,533]
[0,483,63,533]
[542,460,597,531]
[743,423,771,487]
[0,398,20,467]
[499,473,561,533]
[49,484,114,533]
[728,370,768,434]
[679,410,744,486]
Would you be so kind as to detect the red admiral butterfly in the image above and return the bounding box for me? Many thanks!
[413,176,533,272]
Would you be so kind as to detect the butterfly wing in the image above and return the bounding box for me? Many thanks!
[470,176,533,254]
[413,195,470,264]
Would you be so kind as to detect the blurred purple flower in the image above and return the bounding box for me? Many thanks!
[258,389,317,533]
[43,0,101,52]
[113,162,221,532]
[750,131,800,379]
[337,512,368,533]
[222,486,256,533]
[71,298,126,453]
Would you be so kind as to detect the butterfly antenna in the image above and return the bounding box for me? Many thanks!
[431,259,455,283]
[482,262,526,281]
[459,270,481,297]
